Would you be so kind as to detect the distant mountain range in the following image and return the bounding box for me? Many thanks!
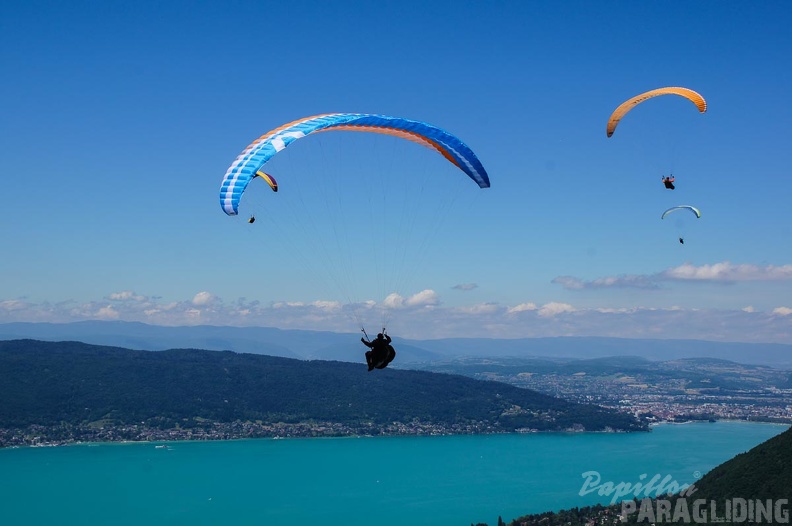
[2,321,792,367]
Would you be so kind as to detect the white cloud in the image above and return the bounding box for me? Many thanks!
[595,307,636,314]
[382,290,439,309]
[662,262,792,282]
[0,299,31,311]
[538,302,575,317]
[455,302,500,314]
[107,291,147,302]
[772,306,792,316]
[554,262,792,293]
[507,302,537,314]
[452,283,478,291]
[96,305,120,320]
[310,300,342,311]
[192,292,218,306]
[551,276,585,290]
[382,293,404,309]
[273,301,305,308]
[185,308,202,319]
[405,289,439,307]
[552,275,658,290]
[742,306,755,313]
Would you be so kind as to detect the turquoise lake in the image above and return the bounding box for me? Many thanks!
[0,421,787,526]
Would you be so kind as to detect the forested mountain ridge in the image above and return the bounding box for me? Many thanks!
[0,340,645,439]
[682,424,792,502]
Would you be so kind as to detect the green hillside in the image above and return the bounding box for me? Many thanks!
[690,425,792,502]
[0,340,645,440]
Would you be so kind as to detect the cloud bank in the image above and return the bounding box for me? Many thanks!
[553,262,792,290]
[2,290,791,344]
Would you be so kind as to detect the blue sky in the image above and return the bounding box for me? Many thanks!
[2,1,791,343]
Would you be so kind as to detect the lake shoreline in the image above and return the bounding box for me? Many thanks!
[6,417,787,450]
[1,417,649,449]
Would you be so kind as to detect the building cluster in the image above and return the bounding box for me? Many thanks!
[491,370,792,425]
[0,419,504,448]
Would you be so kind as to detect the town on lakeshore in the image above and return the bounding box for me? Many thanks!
[416,357,792,426]
[1,420,507,449]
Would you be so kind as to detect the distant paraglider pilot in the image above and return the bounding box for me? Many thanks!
[362,332,395,371]
[662,175,675,190]
[679,237,684,244]
[248,215,256,224]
